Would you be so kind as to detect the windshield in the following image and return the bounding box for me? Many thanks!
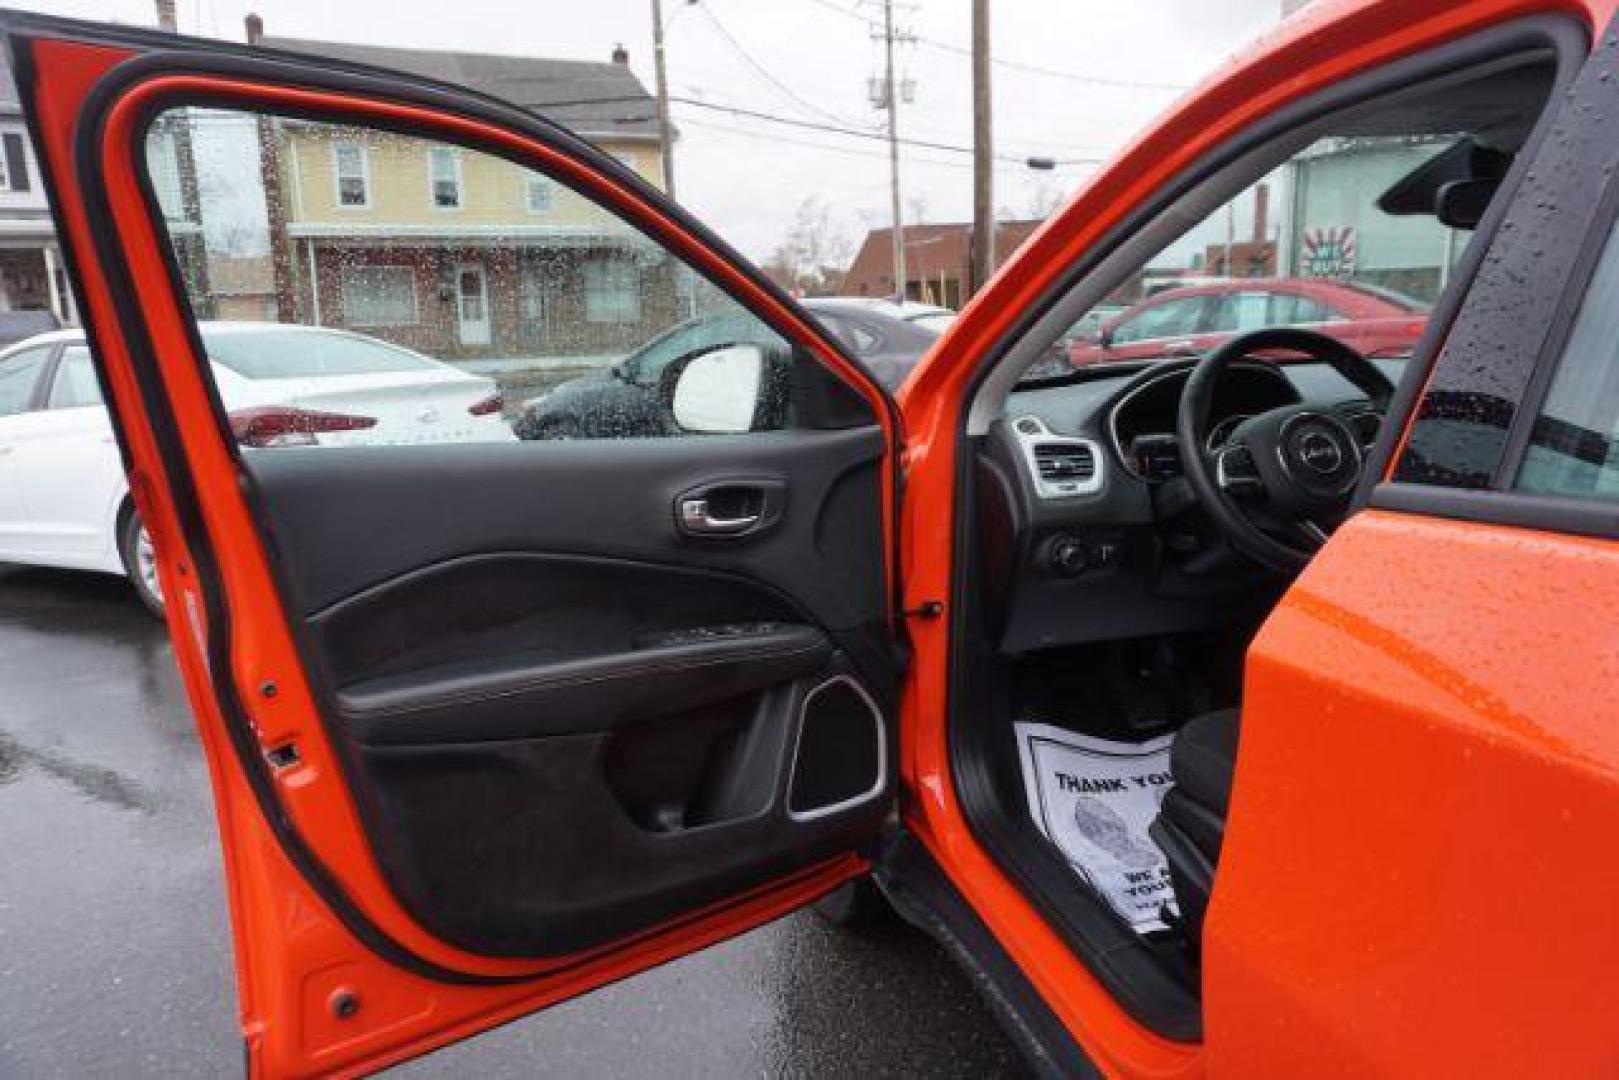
[1021,129,1496,384]
[202,328,440,380]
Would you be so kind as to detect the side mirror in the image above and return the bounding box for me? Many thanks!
[664,344,766,434]
[1435,177,1499,230]
[1096,326,1115,348]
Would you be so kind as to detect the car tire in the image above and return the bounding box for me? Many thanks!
[812,878,896,932]
[118,510,165,618]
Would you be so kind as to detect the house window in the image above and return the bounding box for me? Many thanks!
[584,256,642,323]
[525,175,554,212]
[333,141,370,207]
[519,262,552,343]
[341,265,418,326]
[0,132,29,192]
[430,148,462,209]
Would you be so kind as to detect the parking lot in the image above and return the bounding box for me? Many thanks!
[0,564,1026,1078]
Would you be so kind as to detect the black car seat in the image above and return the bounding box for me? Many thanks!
[1149,709,1239,945]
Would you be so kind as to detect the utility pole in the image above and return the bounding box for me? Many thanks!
[969,0,993,298]
[651,0,677,200]
[882,0,906,303]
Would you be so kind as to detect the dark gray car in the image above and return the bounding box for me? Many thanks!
[513,298,947,440]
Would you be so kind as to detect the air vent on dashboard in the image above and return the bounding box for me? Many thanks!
[1010,415,1105,499]
[1034,443,1096,483]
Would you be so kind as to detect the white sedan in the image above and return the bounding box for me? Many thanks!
[0,322,512,613]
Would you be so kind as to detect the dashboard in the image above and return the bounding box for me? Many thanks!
[976,357,1402,653]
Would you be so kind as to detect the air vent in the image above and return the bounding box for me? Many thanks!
[1010,416,1104,499]
[1033,442,1097,483]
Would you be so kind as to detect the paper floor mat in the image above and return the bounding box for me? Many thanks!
[1013,722,1179,933]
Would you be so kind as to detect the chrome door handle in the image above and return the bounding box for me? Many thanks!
[679,497,760,535]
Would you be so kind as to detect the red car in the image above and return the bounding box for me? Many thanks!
[1068,278,1431,366]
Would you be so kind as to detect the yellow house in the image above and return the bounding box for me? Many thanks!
[260,36,671,360]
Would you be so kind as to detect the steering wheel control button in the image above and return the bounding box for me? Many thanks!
[1215,445,1264,497]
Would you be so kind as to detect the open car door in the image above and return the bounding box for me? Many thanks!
[9,13,903,1076]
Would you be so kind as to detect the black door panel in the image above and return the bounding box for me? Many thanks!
[356,661,887,957]
[241,425,894,958]
[248,427,886,625]
[339,619,832,745]
[309,552,811,717]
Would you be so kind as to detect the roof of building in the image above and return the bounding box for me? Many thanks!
[263,37,659,139]
[0,31,659,136]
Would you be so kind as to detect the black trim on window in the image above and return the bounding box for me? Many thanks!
[1374,480,1619,539]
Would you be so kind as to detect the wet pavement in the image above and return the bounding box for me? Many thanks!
[0,564,1027,1078]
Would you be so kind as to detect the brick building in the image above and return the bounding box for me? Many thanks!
[842,219,1044,309]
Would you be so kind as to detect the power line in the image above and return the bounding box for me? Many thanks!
[679,115,971,169]
[657,117,1093,176]
[670,95,1101,166]
[692,4,876,131]
[490,90,1100,164]
[801,0,1188,93]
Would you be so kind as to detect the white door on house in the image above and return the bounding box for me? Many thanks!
[455,262,491,346]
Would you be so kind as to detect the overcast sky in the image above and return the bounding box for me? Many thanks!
[24,0,1284,259]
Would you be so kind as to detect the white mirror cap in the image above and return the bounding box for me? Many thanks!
[672,345,764,433]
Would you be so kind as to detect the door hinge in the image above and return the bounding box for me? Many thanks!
[902,600,943,620]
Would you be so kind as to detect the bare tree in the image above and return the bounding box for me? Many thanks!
[766,196,856,296]
[1026,181,1066,220]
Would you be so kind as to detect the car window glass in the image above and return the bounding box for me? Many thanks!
[143,107,801,445]
[817,315,880,355]
[1033,119,1518,379]
[1111,297,1204,343]
[1271,293,1335,325]
[1514,218,1619,502]
[203,329,439,379]
[0,345,51,417]
[48,345,103,409]
[1204,292,1270,333]
[846,322,881,354]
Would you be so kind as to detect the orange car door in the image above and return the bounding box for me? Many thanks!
[1209,17,1619,1075]
[10,14,903,1077]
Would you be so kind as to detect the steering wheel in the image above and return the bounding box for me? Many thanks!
[1175,328,1395,574]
